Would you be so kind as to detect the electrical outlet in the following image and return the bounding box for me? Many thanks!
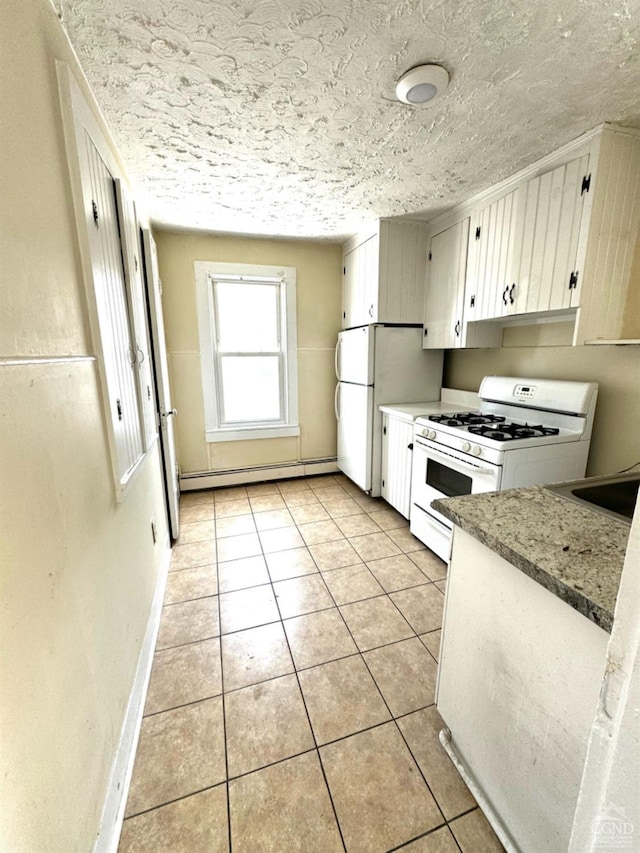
[151,518,157,544]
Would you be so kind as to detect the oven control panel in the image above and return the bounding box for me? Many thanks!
[514,384,536,398]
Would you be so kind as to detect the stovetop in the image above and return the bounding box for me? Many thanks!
[414,378,597,457]
[426,411,560,442]
[415,408,588,458]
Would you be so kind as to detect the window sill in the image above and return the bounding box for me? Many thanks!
[205,425,301,443]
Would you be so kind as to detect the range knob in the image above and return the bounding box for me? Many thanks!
[472,445,482,456]
[428,429,436,440]
[462,441,471,452]
[421,428,429,437]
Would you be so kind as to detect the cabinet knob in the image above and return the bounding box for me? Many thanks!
[455,320,461,336]
[509,283,516,304]
[502,287,508,305]
[408,442,414,451]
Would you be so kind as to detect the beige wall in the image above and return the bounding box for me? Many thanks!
[444,324,640,476]
[154,230,342,475]
[0,1,168,850]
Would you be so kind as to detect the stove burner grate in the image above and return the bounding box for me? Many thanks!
[428,412,506,427]
[468,422,560,442]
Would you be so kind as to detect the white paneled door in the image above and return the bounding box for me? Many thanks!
[142,230,180,540]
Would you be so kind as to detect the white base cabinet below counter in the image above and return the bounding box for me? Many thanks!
[436,527,609,852]
[380,412,415,518]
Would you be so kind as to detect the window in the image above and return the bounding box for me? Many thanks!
[195,262,299,442]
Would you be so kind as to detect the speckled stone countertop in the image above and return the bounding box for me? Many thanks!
[433,487,630,633]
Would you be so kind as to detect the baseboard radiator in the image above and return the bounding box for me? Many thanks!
[179,457,339,491]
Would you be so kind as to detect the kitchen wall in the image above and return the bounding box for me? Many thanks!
[445,324,640,476]
[154,230,342,476]
[0,1,169,850]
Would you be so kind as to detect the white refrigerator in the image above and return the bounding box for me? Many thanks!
[335,325,443,495]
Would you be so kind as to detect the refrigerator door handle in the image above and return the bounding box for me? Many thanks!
[334,338,341,381]
[334,383,340,421]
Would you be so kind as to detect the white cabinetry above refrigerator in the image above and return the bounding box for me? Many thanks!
[342,220,429,329]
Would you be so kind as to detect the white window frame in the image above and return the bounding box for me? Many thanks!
[195,261,300,442]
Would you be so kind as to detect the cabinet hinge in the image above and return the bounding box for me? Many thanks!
[470,295,475,308]
[581,174,591,195]
[569,271,579,290]
[475,226,481,240]
[382,479,385,488]
[423,328,428,336]
[92,200,99,227]
[343,266,346,275]
[428,252,432,261]
[383,425,387,435]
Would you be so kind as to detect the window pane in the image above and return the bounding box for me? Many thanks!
[216,282,279,352]
[220,356,281,422]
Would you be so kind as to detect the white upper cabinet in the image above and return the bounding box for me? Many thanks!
[423,218,469,349]
[573,129,640,344]
[342,220,428,328]
[465,157,589,322]
[466,189,520,322]
[342,233,376,328]
[425,124,640,347]
[509,154,590,316]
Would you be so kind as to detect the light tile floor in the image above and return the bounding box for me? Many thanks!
[119,474,504,852]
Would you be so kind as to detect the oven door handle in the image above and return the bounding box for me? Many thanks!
[415,439,496,474]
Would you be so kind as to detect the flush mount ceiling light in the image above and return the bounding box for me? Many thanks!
[395,63,450,105]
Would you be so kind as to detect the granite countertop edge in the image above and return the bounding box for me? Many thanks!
[433,487,630,633]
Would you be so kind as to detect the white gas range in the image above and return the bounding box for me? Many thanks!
[410,376,599,561]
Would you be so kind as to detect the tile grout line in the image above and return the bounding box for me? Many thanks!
[261,515,349,853]
[212,519,233,853]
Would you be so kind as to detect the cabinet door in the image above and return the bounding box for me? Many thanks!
[343,236,378,328]
[511,154,590,314]
[360,234,379,323]
[342,249,364,329]
[424,218,469,348]
[466,189,519,320]
[381,415,414,518]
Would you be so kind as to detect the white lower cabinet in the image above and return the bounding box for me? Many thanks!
[438,527,609,852]
[380,413,414,518]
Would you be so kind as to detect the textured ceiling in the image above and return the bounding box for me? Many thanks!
[60,0,640,240]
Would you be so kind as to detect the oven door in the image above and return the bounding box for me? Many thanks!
[411,437,501,551]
